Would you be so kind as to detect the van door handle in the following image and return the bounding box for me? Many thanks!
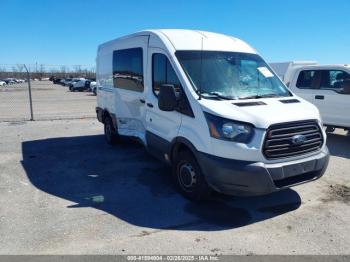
[315,95,324,100]
[139,99,145,104]
[147,103,154,108]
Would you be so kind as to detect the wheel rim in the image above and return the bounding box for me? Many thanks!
[178,162,197,192]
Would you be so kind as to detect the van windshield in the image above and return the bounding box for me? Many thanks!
[175,51,291,100]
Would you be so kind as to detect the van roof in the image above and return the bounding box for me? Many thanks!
[99,29,257,54]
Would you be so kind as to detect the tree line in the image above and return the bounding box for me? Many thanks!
[0,64,96,79]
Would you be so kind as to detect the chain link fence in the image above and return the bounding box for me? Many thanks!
[0,64,97,122]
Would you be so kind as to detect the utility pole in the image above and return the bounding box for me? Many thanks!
[23,64,34,121]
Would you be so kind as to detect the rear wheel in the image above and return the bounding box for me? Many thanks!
[173,150,211,200]
[104,116,119,144]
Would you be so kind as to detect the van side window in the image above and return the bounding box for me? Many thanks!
[152,53,194,117]
[152,53,181,96]
[296,70,317,89]
[113,48,143,92]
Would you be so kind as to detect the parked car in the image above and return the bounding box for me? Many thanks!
[96,29,329,200]
[0,80,6,86]
[59,79,66,85]
[68,78,85,89]
[90,81,97,95]
[270,61,350,132]
[52,78,62,84]
[61,78,72,86]
[3,78,16,85]
[70,79,90,92]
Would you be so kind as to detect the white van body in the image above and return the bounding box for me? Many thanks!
[96,30,329,199]
[270,62,350,130]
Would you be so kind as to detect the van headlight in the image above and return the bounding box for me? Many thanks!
[204,112,254,143]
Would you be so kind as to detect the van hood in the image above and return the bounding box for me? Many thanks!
[199,96,321,129]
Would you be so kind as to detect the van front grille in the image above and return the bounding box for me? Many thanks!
[263,120,323,160]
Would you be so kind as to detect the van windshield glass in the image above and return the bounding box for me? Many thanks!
[175,51,291,100]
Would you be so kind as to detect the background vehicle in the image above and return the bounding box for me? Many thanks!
[53,78,62,84]
[0,80,6,86]
[96,30,329,200]
[270,61,350,132]
[59,79,66,85]
[3,78,16,85]
[70,79,90,92]
[62,78,73,86]
[68,78,85,90]
[90,81,97,95]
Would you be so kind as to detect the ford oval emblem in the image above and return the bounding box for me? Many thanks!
[291,134,306,145]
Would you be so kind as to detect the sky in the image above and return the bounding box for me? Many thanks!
[1,0,350,68]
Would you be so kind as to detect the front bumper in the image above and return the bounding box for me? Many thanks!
[197,147,329,196]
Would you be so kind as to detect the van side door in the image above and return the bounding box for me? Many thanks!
[145,48,183,160]
[111,36,149,142]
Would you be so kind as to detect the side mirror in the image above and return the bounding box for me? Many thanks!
[158,84,178,111]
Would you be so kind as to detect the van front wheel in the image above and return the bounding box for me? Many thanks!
[104,116,119,144]
[174,151,211,200]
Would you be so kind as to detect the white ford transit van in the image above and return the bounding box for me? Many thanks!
[270,61,350,132]
[96,30,329,200]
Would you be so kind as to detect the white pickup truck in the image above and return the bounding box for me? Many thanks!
[270,61,350,132]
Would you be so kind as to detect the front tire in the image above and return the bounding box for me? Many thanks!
[173,150,211,200]
[104,116,118,144]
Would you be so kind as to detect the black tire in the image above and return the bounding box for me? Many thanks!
[104,116,119,144]
[173,150,211,200]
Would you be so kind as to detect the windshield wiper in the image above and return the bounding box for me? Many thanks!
[239,94,282,100]
[201,92,236,100]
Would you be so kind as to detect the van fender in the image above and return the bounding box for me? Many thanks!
[170,136,199,162]
[170,133,210,168]
[177,123,209,153]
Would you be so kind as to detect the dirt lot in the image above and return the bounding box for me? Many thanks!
[0,82,96,121]
[0,118,349,255]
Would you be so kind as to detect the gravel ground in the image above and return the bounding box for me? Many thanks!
[0,119,349,255]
